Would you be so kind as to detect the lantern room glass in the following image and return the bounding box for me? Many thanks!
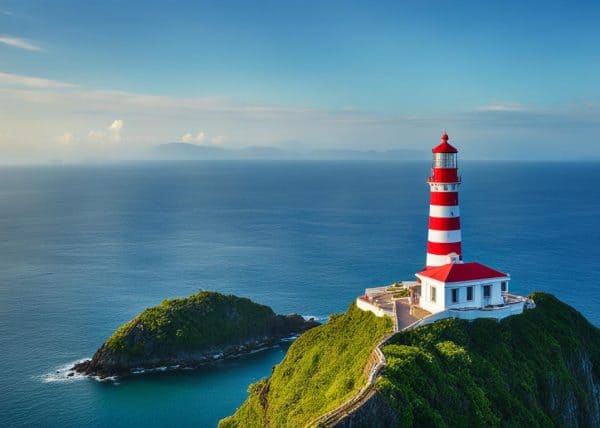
[433,153,457,168]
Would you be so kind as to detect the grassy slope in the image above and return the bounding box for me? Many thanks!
[219,304,393,428]
[378,292,600,427]
[105,291,276,355]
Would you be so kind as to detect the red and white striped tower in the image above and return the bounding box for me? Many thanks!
[426,132,462,267]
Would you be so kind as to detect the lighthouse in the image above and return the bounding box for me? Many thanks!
[416,133,512,314]
[426,132,462,267]
[356,132,532,324]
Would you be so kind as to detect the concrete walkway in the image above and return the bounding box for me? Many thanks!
[394,299,430,331]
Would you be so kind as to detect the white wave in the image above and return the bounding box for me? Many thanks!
[247,346,275,355]
[92,375,119,383]
[280,335,298,342]
[37,358,89,384]
[302,314,329,322]
[131,365,177,375]
[37,358,121,384]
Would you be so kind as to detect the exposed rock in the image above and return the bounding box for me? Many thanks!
[334,390,400,428]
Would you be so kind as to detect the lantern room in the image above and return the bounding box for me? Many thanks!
[429,133,459,183]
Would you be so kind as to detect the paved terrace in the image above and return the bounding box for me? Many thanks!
[368,292,430,331]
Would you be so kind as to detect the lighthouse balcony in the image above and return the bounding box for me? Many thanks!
[356,282,431,331]
[441,293,534,320]
[427,175,461,184]
[399,292,534,329]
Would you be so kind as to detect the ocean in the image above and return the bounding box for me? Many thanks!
[1,161,599,427]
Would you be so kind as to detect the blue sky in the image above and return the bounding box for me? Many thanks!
[1,0,600,162]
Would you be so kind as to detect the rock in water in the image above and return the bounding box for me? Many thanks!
[74,291,318,378]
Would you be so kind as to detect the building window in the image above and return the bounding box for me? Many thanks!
[501,281,507,292]
[466,286,473,301]
[451,288,458,303]
[483,285,491,298]
[431,285,437,303]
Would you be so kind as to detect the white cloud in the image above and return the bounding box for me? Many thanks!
[0,71,75,89]
[109,119,123,132]
[211,135,225,145]
[0,35,41,51]
[3,70,600,162]
[181,131,205,143]
[180,131,225,145]
[0,74,307,116]
[87,120,124,143]
[108,119,123,142]
[56,132,74,145]
[476,104,527,113]
[87,129,104,142]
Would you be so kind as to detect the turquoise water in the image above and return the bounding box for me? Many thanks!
[1,161,599,427]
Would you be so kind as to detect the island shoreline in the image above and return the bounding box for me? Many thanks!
[70,291,319,379]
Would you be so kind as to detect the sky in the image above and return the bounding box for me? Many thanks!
[1,0,600,162]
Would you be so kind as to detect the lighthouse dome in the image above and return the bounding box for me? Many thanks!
[432,132,458,153]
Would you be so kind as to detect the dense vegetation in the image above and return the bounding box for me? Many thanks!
[378,292,600,427]
[106,291,280,353]
[221,292,600,427]
[219,304,393,428]
[75,291,316,377]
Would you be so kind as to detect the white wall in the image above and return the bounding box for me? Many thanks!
[448,302,525,320]
[364,286,389,299]
[356,297,387,317]
[407,300,525,330]
[417,276,508,312]
[419,280,446,313]
[444,281,503,309]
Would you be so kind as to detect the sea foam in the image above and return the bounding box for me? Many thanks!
[38,358,120,384]
[37,359,89,384]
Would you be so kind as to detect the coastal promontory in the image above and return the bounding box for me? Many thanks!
[74,291,318,378]
[221,292,600,427]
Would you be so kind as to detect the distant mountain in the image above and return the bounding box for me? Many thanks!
[155,143,229,159]
[154,143,427,160]
[306,148,425,160]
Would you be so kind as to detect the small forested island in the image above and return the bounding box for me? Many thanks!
[74,291,318,378]
[220,292,600,427]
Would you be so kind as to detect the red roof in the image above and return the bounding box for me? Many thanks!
[416,262,508,283]
[432,132,458,154]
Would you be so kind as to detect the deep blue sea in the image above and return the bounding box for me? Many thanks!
[1,161,599,427]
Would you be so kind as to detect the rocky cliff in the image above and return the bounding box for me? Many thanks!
[74,291,318,378]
